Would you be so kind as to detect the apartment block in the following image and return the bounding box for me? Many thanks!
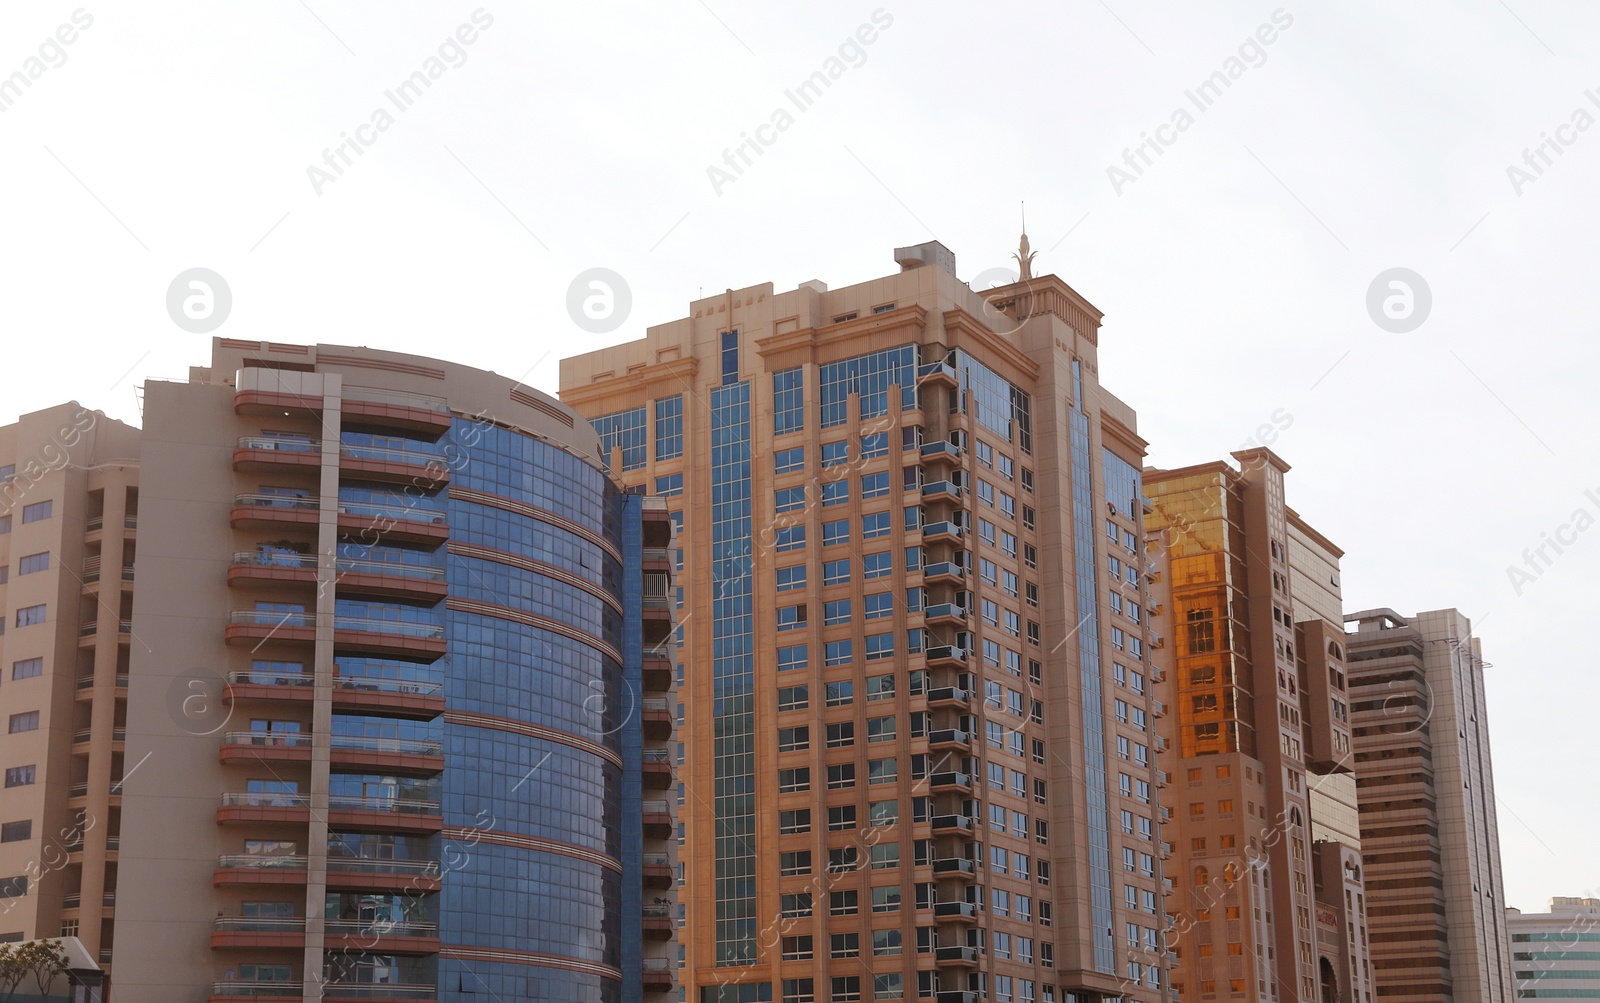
[560,239,1168,1003]
[2,341,677,1003]
[1507,897,1600,1000]
[1144,451,1371,1003]
[1345,609,1512,1003]
[0,403,141,963]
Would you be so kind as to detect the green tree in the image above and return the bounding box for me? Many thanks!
[19,940,69,1000]
[0,943,28,1002]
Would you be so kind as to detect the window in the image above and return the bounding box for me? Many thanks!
[654,395,683,459]
[782,892,813,917]
[782,935,814,961]
[862,512,891,539]
[862,472,889,498]
[871,885,901,912]
[777,604,807,631]
[864,593,893,620]
[775,446,805,473]
[863,552,892,578]
[7,714,38,734]
[872,929,902,956]
[832,975,862,1002]
[721,329,740,383]
[826,680,854,705]
[831,932,860,958]
[822,441,850,467]
[779,808,811,834]
[11,659,42,681]
[824,600,852,625]
[776,486,807,513]
[823,520,849,545]
[867,716,896,743]
[776,565,807,592]
[780,850,812,875]
[21,501,52,523]
[830,889,859,914]
[4,767,35,788]
[827,763,856,789]
[778,685,809,711]
[774,368,805,434]
[828,804,857,830]
[0,822,30,843]
[825,640,853,667]
[873,973,904,1000]
[977,480,994,506]
[776,526,807,552]
[784,980,816,1003]
[862,432,889,457]
[824,559,851,585]
[779,727,809,752]
[17,554,49,576]
[14,606,45,628]
[822,480,849,507]
[826,722,855,748]
[828,847,859,873]
[778,768,810,793]
[869,758,898,785]
[778,645,809,673]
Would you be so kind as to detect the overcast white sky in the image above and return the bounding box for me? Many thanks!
[1,0,1594,911]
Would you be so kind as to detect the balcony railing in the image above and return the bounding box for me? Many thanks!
[221,792,312,809]
[230,552,447,582]
[210,984,305,999]
[922,562,965,580]
[215,917,306,932]
[237,435,319,453]
[643,853,672,868]
[925,603,967,621]
[234,492,318,512]
[917,361,958,383]
[227,670,443,697]
[921,480,964,499]
[642,904,672,919]
[344,386,450,413]
[642,748,671,762]
[336,500,448,525]
[321,985,436,999]
[217,854,308,870]
[222,731,313,749]
[220,792,441,814]
[325,857,440,876]
[325,918,438,937]
[642,799,671,815]
[62,893,81,908]
[339,442,445,466]
[330,736,442,756]
[226,611,445,640]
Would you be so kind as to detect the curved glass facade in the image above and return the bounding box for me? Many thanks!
[435,419,634,1003]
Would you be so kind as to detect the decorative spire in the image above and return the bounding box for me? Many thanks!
[1014,200,1037,282]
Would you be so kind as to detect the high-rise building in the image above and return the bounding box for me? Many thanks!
[1506,898,1600,1000]
[560,239,1169,1003]
[1344,609,1513,1003]
[0,403,141,962]
[1,340,678,1003]
[1144,450,1372,1003]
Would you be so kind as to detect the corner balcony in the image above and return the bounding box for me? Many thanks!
[642,958,675,992]
[926,686,970,711]
[232,436,322,474]
[933,858,976,882]
[921,480,965,501]
[227,554,448,603]
[217,733,444,776]
[922,562,966,586]
[641,697,673,740]
[937,992,979,1003]
[325,918,441,955]
[211,916,305,950]
[328,794,443,835]
[934,945,979,968]
[642,853,673,889]
[216,791,313,827]
[932,900,979,924]
[920,520,965,543]
[642,749,673,790]
[326,857,442,894]
[231,493,320,532]
[919,438,964,466]
[225,671,445,721]
[930,815,973,836]
[642,799,674,839]
[213,854,309,889]
[926,645,967,668]
[224,609,316,648]
[338,441,449,491]
[929,772,971,794]
[333,615,446,660]
[642,904,674,940]
[917,360,959,389]
[925,603,967,628]
[928,729,970,753]
[337,500,450,546]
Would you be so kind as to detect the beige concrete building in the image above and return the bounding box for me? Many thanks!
[560,238,1169,1003]
[1143,452,1371,1003]
[4,342,679,1003]
[1345,609,1513,1003]
[1506,898,1600,1001]
[0,403,141,964]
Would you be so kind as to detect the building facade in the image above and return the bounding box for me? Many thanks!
[0,403,141,962]
[1507,898,1600,1001]
[1143,452,1371,1003]
[1344,609,1512,1003]
[1,341,677,1003]
[560,240,1169,1003]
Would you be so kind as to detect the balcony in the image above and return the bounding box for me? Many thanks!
[641,697,673,740]
[922,563,966,586]
[325,918,441,955]
[920,520,965,543]
[216,793,442,834]
[224,609,317,647]
[326,857,443,893]
[1152,700,1167,718]
[213,854,308,888]
[337,499,450,546]
[77,620,133,643]
[926,645,967,668]
[642,749,673,790]
[209,982,304,1003]
[932,901,978,923]
[341,386,453,437]
[233,435,323,474]
[933,858,975,879]
[929,772,971,794]
[225,670,445,720]
[335,616,447,660]
[926,687,970,711]
[211,916,306,950]
[231,493,320,532]
[81,556,134,587]
[928,729,970,752]
[210,984,438,1003]
[642,904,674,940]
[916,360,959,388]
[934,945,979,968]
[642,650,673,692]
[338,441,450,491]
[930,815,973,836]
[921,480,964,500]
[642,799,673,839]
[217,733,444,776]
[642,958,675,991]
[937,992,979,1003]
[925,603,967,627]
[642,853,673,888]
[919,438,964,465]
